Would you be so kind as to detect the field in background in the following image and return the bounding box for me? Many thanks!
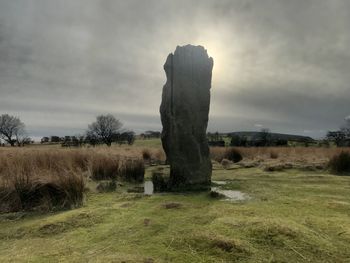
[26,137,350,163]
[2,141,349,179]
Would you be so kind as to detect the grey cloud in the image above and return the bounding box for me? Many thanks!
[1,0,349,139]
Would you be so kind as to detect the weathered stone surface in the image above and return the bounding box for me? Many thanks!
[160,45,213,190]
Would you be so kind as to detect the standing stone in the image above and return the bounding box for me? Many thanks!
[160,45,213,190]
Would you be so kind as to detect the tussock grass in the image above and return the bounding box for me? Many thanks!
[211,146,350,172]
[142,149,152,161]
[0,148,146,212]
[118,159,145,183]
[89,154,119,180]
[328,151,350,175]
[1,144,346,212]
[0,170,85,213]
[0,150,87,212]
[270,151,279,159]
[210,147,242,163]
[220,158,232,169]
[211,146,350,162]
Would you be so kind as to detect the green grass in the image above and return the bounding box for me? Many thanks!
[133,138,162,148]
[1,167,350,262]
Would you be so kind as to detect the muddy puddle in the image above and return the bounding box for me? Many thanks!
[211,181,250,201]
[143,180,250,201]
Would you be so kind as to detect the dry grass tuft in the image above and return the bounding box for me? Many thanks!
[89,154,119,180]
[0,147,146,212]
[221,159,233,169]
[1,145,349,212]
[270,151,279,159]
[328,151,350,175]
[118,159,145,182]
[211,146,350,168]
[142,149,152,161]
[211,147,242,163]
[0,170,85,213]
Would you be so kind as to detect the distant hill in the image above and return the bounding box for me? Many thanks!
[228,131,315,142]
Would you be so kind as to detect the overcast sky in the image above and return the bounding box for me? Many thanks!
[1,0,349,139]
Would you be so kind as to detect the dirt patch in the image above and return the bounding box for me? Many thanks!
[143,218,151,226]
[163,202,182,209]
[212,238,246,253]
[249,221,298,247]
[37,212,102,236]
[120,202,133,208]
[209,191,225,199]
[180,234,250,260]
[38,222,67,235]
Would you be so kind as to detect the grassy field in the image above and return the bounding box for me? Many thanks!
[133,138,163,148]
[0,142,350,262]
[1,164,350,262]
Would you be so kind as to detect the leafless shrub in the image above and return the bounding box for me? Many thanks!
[270,151,279,159]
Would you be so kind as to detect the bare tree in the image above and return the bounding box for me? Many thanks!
[0,114,26,146]
[327,116,350,147]
[327,131,345,147]
[14,121,29,146]
[87,114,123,146]
[341,116,350,138]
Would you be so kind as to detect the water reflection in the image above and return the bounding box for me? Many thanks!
[144,181,154,195]
[212,180,227,185]
[143,180,250,201]
[211,187,250,201]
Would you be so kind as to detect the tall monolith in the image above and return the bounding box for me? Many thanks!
[160,45,213,190]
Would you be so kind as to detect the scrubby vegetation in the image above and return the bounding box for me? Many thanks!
[96,180,117,193]
[0,150,87,212]
[1,144,349,214]
[210,147,242,163]
[152,172,169,192]
[118,159,145,183]
[142,148,152,161]
[224,148,243,163]
[0,148,146,212]
[90,154,120,180]
[328,151,350,175]
[270,151,279,159]
[1,142,350,261]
